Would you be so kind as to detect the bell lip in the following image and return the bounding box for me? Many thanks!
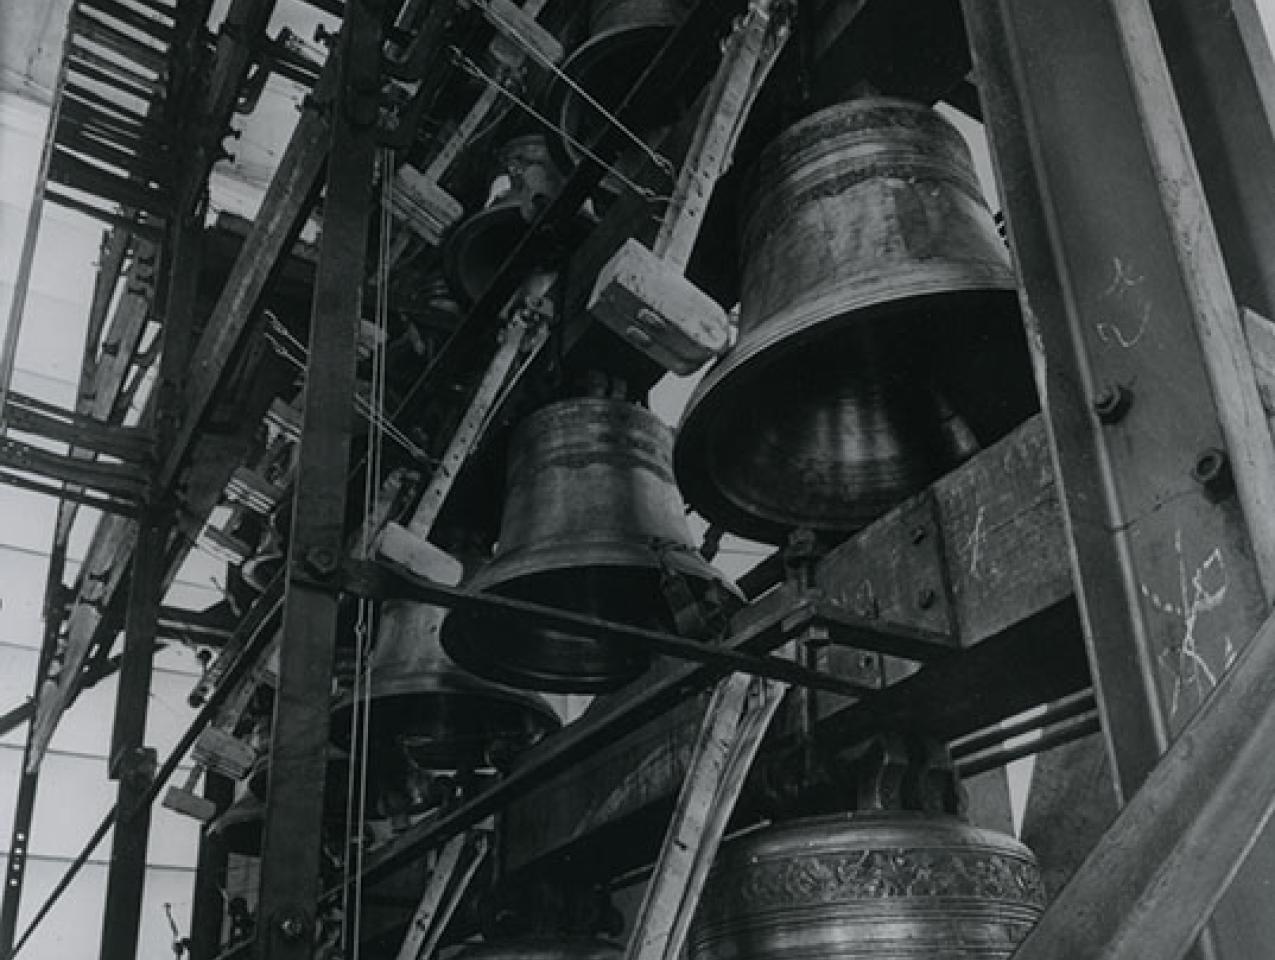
[468,538,740,596]
[328,678,562,755]
[673,279,1023,545]
[544,22,677,175]
[717,809,1037,858]
[443,202,528,303]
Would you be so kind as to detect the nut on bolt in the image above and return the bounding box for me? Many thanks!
[1192,447,1234,502]
[1093,384,1132,424]
[305,546,339,576]
[277,912,307,942]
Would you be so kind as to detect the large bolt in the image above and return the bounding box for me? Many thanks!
[1192,447,1234,502]
[305,546,339,576]
[1093,384,1132,424]
[278,913,307,942]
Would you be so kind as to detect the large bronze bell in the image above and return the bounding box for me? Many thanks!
[547,0,689,176]
[331,601,561,778]
[445,135,563,303]
[690,812,1044,960]
[675,98,1037,544]
[442,397,738,693]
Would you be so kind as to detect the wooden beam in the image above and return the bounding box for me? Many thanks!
[500,414,1086,876]
[1009,605,1275,960]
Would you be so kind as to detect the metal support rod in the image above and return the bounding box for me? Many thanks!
[99,200,202,960]
[0,20,72,431]
[254,5,379,956]
[0,541,70,957]
[10,579,283,959]
[189,772,235,960]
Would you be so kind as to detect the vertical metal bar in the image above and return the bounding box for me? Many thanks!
[0,16,74,430]
[1151,0,1275,320]
[189,772,236,958]
[963,0,1275,954]
[0,543,70,956]
[99,214,202,960]
[254,3,380,956]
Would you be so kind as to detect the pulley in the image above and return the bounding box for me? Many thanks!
[441,397,739,693]
[675,98,1037,544]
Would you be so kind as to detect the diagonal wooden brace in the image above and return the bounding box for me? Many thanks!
[624,670,788,960]
[396,828,491,960]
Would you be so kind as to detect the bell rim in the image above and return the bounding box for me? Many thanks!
[443,201,528,303]
[328,680,562,751]
[544,22,678,175]
[674,280,1023,544]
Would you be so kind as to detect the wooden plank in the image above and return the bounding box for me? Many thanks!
[501,415,1084,875]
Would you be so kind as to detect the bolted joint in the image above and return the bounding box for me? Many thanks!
[916,587,937,610]
[304,545,339,577]
[276,907,310,942]
[1093,383,1133,424]
[1192,447,1234,503]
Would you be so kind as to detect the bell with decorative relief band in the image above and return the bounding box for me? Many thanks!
[445,134,569,303]
[545,0,690,184]
[691,812,1044,960]
[675,97,1037,545]
[442,397,740,693]
[330,600,561,776]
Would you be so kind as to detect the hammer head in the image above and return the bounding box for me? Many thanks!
[588,238,731,375]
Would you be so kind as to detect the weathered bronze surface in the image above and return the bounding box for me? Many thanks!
[690,812,1044,960]
[675,98,1036,544]
[330,601,561,775]
[442,397,737,693]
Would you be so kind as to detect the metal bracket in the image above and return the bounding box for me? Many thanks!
[623,671,787,960]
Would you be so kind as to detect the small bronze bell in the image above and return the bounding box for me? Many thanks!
[445,135,564,303]
[330,600,561,776]
[690,812,1044,960]
[442,397,739,693]
[675,98,1037,544]
[546,0,690,179]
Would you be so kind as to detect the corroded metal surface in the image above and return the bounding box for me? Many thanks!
[676,97,1036,544]
[442,398,737,693]
[690,812,1043,960]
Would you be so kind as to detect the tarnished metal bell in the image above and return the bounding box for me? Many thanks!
[675,98,1037,544]
[445,135,564,302]
[457,939,621,960]
[690,812,1044,960]
[547,0,689,178]
[442,397,738,693]
[213,754,351,856]
[330,601,561,774]
[208,783,266,856]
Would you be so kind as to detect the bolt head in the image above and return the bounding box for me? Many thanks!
[917,587,937,610]
[1093,383,1132,424]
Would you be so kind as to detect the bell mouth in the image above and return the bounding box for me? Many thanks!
[441,557,732,694]
[444,203,528,303]
[545,23,678,189]
[675,284,1034,545]
[329,679,560,771]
